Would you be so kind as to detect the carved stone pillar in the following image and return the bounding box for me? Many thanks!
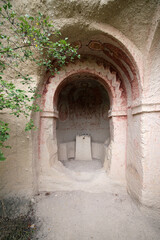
[106,110,127,182]
[39,110,59,173]
[127,103,160,206]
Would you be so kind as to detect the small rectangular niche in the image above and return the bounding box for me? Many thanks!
[75,135,92,161]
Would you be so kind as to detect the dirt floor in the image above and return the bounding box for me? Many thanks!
[0,214,35,240]
[61,160,103,172]
[35,180,160,240]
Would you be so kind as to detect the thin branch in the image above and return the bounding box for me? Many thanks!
[0,44,34,54]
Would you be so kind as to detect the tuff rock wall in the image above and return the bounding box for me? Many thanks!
[0,0,160,213]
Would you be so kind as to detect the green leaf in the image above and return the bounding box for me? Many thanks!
[0,150,6,161]
[0,0,79,160]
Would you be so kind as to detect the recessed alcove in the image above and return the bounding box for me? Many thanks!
[56,73,110,172]
[39,58,127,189]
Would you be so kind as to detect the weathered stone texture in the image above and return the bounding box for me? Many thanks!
[0,0,160,211]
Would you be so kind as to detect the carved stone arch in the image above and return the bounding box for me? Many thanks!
[42,59,127,114]
[38,59,128,192]
[88,23,143,100]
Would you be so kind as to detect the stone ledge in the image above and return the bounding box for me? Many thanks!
[108,110,127,117]
[132,103,160,115]
[41,110,59,118]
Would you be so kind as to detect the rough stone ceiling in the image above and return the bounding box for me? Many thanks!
[13,0,160,52]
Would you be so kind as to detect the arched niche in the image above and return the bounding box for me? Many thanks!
[38,59,127,191]
[56,73,110,171]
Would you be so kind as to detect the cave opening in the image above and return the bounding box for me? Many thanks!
[57,73,110,172]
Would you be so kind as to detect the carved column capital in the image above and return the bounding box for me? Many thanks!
[131,103,160,115]
[40,110,59,119]
[108,109,127,118]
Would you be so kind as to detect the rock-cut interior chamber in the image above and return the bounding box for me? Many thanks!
[56,73,110,172]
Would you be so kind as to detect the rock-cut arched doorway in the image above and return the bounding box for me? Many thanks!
[56,73,110,172]
[39,59,127,191]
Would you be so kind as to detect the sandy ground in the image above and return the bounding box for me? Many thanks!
[61,160,103,172]
[35,179,160,240]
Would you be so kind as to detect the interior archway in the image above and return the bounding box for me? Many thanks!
[57,73,110,172]
[38,57,127,190]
